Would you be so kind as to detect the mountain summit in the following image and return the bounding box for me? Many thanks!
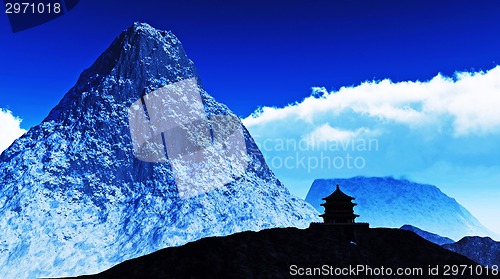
[0,22,319,278]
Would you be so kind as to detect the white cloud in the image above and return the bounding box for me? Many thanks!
[244,66,500,136]
[0,109,26,153]
[306,124,357,143]
[303,124,374,146]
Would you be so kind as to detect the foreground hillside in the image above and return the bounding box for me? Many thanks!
[72,226,497,279]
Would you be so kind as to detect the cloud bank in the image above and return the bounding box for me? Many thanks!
[245,66,500,137]
[0,109,26,153]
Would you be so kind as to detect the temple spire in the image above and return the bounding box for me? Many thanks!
[319,184,359,224]
[311,183,369,229]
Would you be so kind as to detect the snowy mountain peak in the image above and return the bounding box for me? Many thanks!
[127,22,178,43]
[131,21,160,33]
[45,22,196,121]
[0,23,319,278]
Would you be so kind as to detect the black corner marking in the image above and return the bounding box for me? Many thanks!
[5,0,79,33]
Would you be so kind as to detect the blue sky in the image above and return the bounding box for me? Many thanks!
[1,0,500,234]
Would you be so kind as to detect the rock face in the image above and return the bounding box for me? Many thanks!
[443,237,500,267]
[77,227,496,279]
[400,225,455,245]
[0,22,319,278]
[305,177,494,241]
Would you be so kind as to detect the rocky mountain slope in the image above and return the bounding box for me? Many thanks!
[0,22,319,278]
[400,225,455,245]
[305,177,493,241]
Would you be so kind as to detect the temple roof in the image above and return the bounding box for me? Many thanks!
[322,184,355,201]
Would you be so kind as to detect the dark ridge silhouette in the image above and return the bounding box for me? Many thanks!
[67,226,497,279]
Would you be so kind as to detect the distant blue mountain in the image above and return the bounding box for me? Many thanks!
[305,177,494,241]
[400,225,454,245]
[0,22,319,278]
[401,225,500,266]
[444,236,500,267]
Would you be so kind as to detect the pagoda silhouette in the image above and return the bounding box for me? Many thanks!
[311,184,369,229]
